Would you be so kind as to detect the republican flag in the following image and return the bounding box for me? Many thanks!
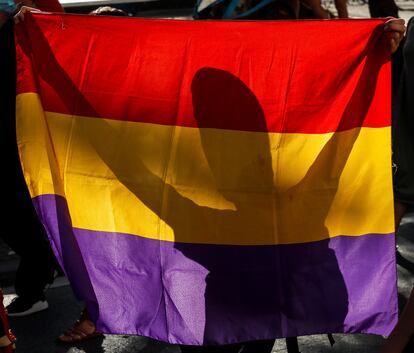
[15,13,396,344]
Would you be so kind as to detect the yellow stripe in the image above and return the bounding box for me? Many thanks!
[16,93,394,245]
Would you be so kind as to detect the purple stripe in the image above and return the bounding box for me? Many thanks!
[33,194,397,345]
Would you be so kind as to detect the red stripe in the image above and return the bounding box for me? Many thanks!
[16,14,390,133]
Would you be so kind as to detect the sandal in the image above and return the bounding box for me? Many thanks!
[0,334,15,353]
[57,309,102,343]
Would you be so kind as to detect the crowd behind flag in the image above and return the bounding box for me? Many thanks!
[14,13,397,345]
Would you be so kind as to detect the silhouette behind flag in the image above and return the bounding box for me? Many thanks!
[14,13,397,345]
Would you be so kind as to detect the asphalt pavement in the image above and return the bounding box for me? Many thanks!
[2,1,414,352]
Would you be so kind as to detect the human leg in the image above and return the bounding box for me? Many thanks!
[394,201,408,232]
[3,215,58,316]
[180,340,274,353]
[334,0,348,18]
[368,0,398,18]
[6,253,54,317]
[301,0,330,18]
[380,288,414,353]
[180,344,241,353]
[239,339,274,352]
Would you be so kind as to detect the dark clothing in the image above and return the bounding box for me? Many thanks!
[392,17,414,207]
[0,20,59,301]
[368,0,398,18]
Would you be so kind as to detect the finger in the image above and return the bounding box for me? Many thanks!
[14,12,23,23]
[384,17,405,25]
[13,5,40,23]
[384,18,406,32]
[385,24,406,34]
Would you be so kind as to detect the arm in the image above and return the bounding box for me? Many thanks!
[334,0,348,18]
